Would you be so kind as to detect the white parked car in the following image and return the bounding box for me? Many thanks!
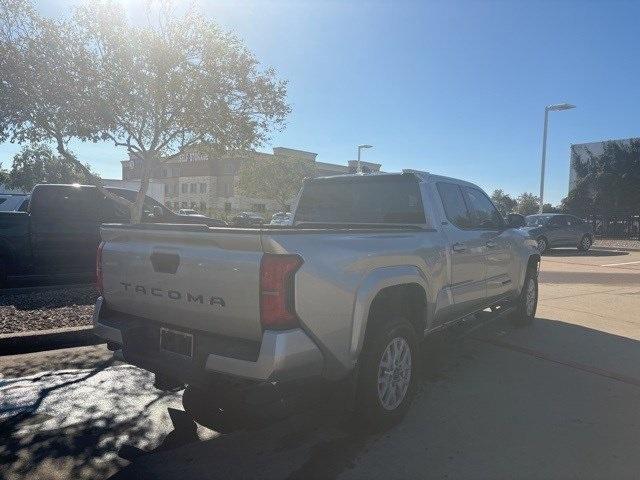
[178,208,206,217]
[270,212,293,225]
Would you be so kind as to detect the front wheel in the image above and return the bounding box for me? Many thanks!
[511,268,538,326]
[355,318,418,430]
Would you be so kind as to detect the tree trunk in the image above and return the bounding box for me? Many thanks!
[130,153,153,224]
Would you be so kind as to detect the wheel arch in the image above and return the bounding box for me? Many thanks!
[350,265,429,359]
[519,253,541,292]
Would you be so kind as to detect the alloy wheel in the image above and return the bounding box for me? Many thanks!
[525,277,537,317]
[377,336,412,411]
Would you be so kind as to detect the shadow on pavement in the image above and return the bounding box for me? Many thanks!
[0,360,181,480]
[540,270,640,285]
[6,313,640,480]
[110,314,640,480]
[545,249,629,257]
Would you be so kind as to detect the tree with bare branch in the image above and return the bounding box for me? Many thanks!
[0,0,290,222]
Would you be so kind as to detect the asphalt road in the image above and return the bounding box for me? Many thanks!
[2,248,640,480]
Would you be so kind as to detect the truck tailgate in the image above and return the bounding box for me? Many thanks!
[100,225,264,342]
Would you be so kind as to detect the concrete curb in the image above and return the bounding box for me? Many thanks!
[0,325,105,356]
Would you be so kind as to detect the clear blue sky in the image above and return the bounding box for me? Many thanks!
[2,0,639,205]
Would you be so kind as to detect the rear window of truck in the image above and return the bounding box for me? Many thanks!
[295,175,426,224]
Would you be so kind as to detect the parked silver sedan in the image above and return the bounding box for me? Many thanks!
[524,214,594,253]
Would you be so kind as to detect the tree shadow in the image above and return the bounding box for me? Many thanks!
[0,360,182,480]
[540,270,640,285]
[109,314,640,480]
[545,249,629,257]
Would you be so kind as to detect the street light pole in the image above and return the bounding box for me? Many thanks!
[538,103,575,214]
[538,108,549,214]
[357,144,373,173]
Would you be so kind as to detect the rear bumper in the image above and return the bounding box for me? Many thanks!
[92,296,324,383]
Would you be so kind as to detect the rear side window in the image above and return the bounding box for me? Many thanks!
[100,197,130,222]
[550,216,567,226]
[295,175,425,224]
[31,186,98,221]
[436,182,472,229]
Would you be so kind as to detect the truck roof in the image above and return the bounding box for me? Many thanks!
[308,170,481,190]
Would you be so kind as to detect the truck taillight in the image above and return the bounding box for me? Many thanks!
[96,241,105,296]
[260,254,303,330]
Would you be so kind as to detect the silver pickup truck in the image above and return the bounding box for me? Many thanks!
[93,171,540,428]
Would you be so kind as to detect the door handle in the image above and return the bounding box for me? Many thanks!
[452,242,466,253]
[485,241,498,249]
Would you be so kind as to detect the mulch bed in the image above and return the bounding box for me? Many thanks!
[0,285,98,335]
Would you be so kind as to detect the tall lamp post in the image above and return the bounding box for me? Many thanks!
[539,103,575,213]
[357,144,373,173]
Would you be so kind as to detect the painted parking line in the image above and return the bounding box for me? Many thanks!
[600,260,640,267]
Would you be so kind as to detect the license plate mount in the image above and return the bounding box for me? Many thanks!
[159,327,194,359]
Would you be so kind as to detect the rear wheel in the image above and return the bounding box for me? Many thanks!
[536,236,548,254]
[355,318,418,430]
[511,267,538,326]
[577,234,592,251]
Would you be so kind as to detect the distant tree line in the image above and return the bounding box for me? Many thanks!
[0,144,93,191]
[490,189,559,217]
[562,140,640,217]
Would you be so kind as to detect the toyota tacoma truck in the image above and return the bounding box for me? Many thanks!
[93,171,540,428]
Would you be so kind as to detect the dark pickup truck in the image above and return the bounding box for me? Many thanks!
[0,184,225,285]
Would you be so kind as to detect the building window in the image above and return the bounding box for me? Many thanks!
[190,183,196,193]
[181,202,187,208]
[199,201,206,212]
[252,203,266,213]
[160,168,168,178]
[164,184,170,194]
[199,183,207,193]
[181,183,188,194]
[223,161,235,174]
[224,202,232,213]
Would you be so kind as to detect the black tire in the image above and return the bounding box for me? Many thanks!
[511,267,538,326]
[354,317,418,430]
[577,234,592,252]
[536,236,549,254]
[0,259,7,288]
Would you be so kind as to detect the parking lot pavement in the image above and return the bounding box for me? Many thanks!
[2,248,640,480]
[0,351,190,480]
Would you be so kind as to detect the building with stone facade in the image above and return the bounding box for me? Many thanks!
[121,146,381,218]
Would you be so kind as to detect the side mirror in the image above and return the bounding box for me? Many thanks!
[152,205,164,218]
[506,213,526,228]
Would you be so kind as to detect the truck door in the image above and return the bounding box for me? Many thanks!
[435,182,487,322]
[30,185,100,274]
[559,215,578,246]
[461,186,513,303]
